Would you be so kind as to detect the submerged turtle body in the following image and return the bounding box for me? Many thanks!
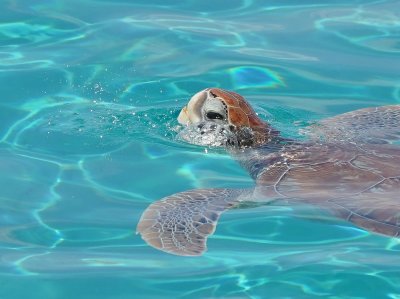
[137,88,400,256]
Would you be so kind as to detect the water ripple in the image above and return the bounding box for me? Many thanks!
[0,0,400,298]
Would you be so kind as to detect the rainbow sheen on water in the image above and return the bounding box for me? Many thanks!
[229,66,284,89]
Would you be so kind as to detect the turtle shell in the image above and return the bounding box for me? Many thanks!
[254,141,400,237]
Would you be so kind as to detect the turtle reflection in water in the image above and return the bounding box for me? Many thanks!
[137,88,400,256]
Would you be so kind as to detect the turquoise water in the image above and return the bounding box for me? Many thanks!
[1,0,400,298]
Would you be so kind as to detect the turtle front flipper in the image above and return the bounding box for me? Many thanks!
[137,188,250,256]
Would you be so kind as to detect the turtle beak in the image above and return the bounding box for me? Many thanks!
[177,105,190,125]
[178,89,208,125]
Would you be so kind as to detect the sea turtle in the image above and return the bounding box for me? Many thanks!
[137,88,400,256]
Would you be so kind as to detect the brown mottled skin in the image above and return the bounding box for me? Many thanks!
[137,88,400,256]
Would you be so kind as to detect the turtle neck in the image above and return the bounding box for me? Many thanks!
[228,136,292,180]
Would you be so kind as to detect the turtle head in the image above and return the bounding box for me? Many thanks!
[178,88,277,148]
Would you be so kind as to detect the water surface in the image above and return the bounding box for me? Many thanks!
[1,0,400,298]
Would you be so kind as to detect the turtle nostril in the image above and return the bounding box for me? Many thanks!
[226,138,236,146]
[197,123,205,130]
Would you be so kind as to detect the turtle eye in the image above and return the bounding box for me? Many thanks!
[206,111,224,120]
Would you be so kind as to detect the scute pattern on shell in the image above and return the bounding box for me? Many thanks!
[306,105,400,144]
[249,142,400,236]
[329,177,400,237]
